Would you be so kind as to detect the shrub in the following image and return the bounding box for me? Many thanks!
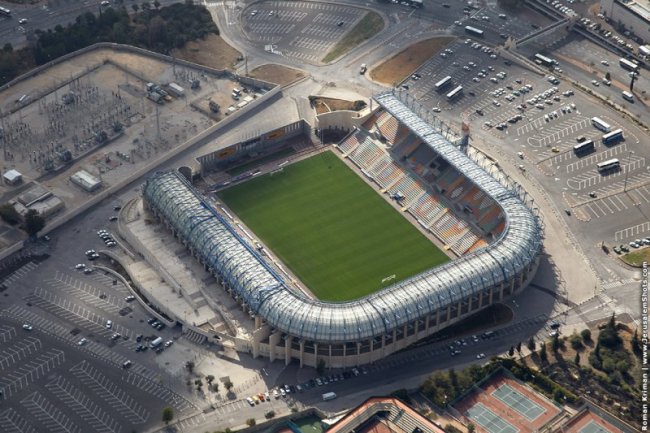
[602,358,616,373]
[246,418,256,427]
[570,333,583,350]
[581,329,591,342]
[589,351,602,369]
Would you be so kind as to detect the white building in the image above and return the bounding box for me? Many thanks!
[3,169,22,185]
[70,170,102,192]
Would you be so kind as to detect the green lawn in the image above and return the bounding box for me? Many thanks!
[218,152,449,302]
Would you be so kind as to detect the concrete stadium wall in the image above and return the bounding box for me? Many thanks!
[315,105,377,131]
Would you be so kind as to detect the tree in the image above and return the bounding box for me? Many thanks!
[141,1,151,10]
[148,15,166,47]
[574,352,580,365]
[224,380,233,391]
[516,341,522,353]
[616,359,630,373]
[539,342,548,364]
[467,423,476,433]
[24,209,46,236]
[265,411,276,419]
[448,368,459,393]
[0,203,21,225]
[316,358,326,376]
[131,4,139,12]
[162,406,174,424]
[206,375,215,385]
[632,329,642,355]
[551,334,560,352]
[508,346,515,357]
[527,336,536,352]
[246,418,256,427]
[212,383,219,393]
[153,0,160,8]
[185,361,194,373]
[598,315,622,348]
[3,43,13,53]
[581,329,591,342]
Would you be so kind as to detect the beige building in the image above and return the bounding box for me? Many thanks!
[601,0,650,43]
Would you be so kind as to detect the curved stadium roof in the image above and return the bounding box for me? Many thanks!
[143,92,542,344]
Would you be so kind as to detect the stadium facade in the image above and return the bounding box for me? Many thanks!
[142,92,542,368]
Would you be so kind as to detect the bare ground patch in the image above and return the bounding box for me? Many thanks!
[248,64,306,87]
[172,34,241,71]
[309,97,366,114]
[370,37,455,86]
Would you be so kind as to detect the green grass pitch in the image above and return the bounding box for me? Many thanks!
[217,151,449,302]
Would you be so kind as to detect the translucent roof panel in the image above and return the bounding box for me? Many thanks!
[142,93,541,343]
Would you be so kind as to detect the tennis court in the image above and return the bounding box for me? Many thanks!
[579,421,614,433]
[491,383,545,421]
[466,403,519,433]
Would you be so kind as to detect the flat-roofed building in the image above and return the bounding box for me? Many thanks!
[3,169,22,185]
[601,0,650,42]
[70,170,102,192]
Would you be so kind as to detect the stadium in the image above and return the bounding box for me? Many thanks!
[141,91,542,368]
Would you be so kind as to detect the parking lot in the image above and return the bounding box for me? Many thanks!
[0,244,198,432]
[241,0,366,64]
[400,19,650,276]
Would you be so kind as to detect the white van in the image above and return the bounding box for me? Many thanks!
[150,337,163,348]
[622,91,634,102]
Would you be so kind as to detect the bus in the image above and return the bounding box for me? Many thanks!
[591,117,611,133]
[465,26,484,37]
[602,129,624,145]
[597,158,620,173]
[619,58,639,72]
[434,76,452,91]
[322,392,337,401]
[534,53,556,67]
[573,140,595,155]
[446,85,463,101]
[0,6,11,16]
[622,91,634,102]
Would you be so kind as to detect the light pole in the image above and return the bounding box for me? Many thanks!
[623,150,634,192]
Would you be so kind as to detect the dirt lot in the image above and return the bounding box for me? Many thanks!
[311,97,364,114]
[370,37,454,86]
[248,64,306,87]
[172,34,241,71]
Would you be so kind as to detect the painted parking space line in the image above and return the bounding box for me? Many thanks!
[0,349,65,399]
[45,375,121,433]
[70,360,150,425]
[565,144,628,173]
[21,391,80,433]
[0,407,37,433]
[0,325,17,344]
[615,221,650,241]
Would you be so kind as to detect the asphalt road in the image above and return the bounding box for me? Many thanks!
[0,0,178,48]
